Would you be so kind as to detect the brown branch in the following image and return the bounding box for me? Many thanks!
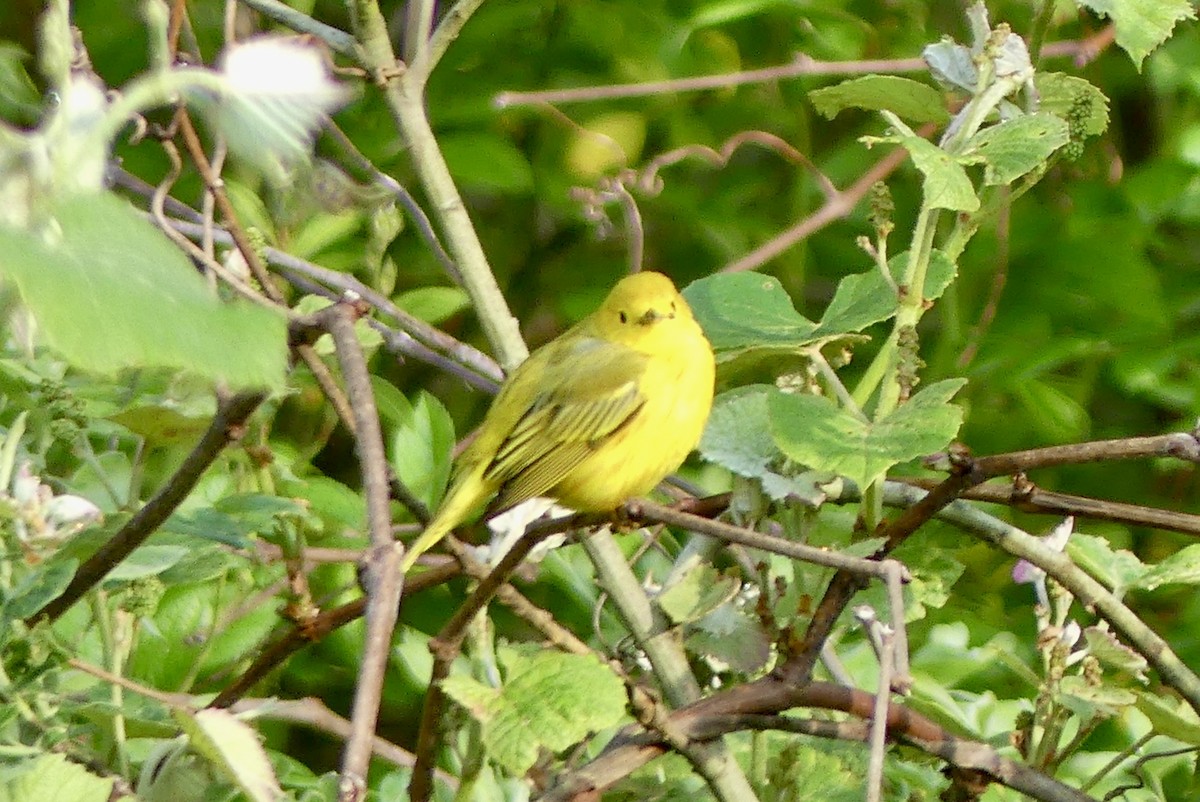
[231,697,459,790]
[495,36,1115,108]
[626,500,908,580]
[896,476,1200,537]
[210,560,458,708]
[29,391,265,624]
[881,431,1200,550]
[495,53,930,107]
[321,121,460,283]
[68,659,460,791]
[408,513,590,801]
[152,215,503,391]
[544,680,1093,802]
[176,112,284,305]
[323,301,406,796]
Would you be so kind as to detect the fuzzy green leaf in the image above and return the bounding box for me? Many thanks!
[1077,0,1194,69]
[769,379,966,488]
[809,75,949,124]
[658,562,740,625]
[446,651,626,775]
[0,194,286,388]
[174,708,280,802]
[684,273,818,354]
[866,133,978,212]
[815,249,956,336]
[0,753,113,802]
[699,386,828,504]
[1132,543,1200,590]
[1035,73,1110,137]
[964,113,1070,185]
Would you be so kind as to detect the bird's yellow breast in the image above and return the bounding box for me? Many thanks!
[549,316,714,511]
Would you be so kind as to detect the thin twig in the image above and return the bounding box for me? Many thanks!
[150,214,503,390]
[324,301,405,799]
[544,680,1094,802]
[626,500,910,580]
[721,143,911,273]
[874,482,1200,721]
[865,625,894,802]
[422,0,488,81]
[321,121,460,283]
[496,38,1109,109]
[349,0,527,369]
[177,112,284,304]
[233,697,459,789]
[895,476,1200,537]
[878,431,1200,550]
[495,53,928,107]
[237,0,361,60]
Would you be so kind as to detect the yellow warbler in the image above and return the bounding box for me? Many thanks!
[400,271,715,573]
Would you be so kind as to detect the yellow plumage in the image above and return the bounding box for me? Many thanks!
[399,271,715,573]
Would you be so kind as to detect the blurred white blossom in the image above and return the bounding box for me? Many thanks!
[211,37,351,179]
[6,461,101,543]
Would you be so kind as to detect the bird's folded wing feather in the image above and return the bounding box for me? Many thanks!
[484,337,647,514]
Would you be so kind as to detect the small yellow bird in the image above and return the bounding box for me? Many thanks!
[399,271,715,573]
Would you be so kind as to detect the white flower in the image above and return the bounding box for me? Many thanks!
[211,37,351,178]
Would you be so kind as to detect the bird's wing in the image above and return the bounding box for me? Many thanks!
[483,337,647,514]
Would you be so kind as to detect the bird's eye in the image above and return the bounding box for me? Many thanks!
[670,301,677,313]
[619,311,628,324]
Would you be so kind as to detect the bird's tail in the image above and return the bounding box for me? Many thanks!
[398,469,485,574]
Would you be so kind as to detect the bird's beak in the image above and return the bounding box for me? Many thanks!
[637,308,672,326]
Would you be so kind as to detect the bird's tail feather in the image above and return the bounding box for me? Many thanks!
[399,469,485,573]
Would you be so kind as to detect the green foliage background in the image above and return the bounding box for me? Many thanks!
[1,0,1199,799]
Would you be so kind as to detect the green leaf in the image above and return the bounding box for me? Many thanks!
[158,545,239,585]
[0,194,287,389]
[441,132,535,193]
[104,545,189,582]
[962,113,1070,185]
[448,651,626,775]
[1034,73,1110,138]
[809,76,949,124]
[1057,675,1136,717]
[866,133,978,212]
[768,379,966,488]
[175,708,281,802]
[4,558,77,620]
[1067,534,1146,595]
[815,250,956,336]
[1132,543,1200,590]
[1137,692,1200,745]
[390,391,455,510]
[699,386,828,503]
[687,603,772,673]
[107,401,214,447]
[289,210,362,260]
[0,753,113,802]
[440,674,501,721]
[1077,0,1194,69]
[395,285,471,325]
[657,562,740,625]
[683,273,819,355]
[1083,627,1148,680]
[1013,380,1090,443]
